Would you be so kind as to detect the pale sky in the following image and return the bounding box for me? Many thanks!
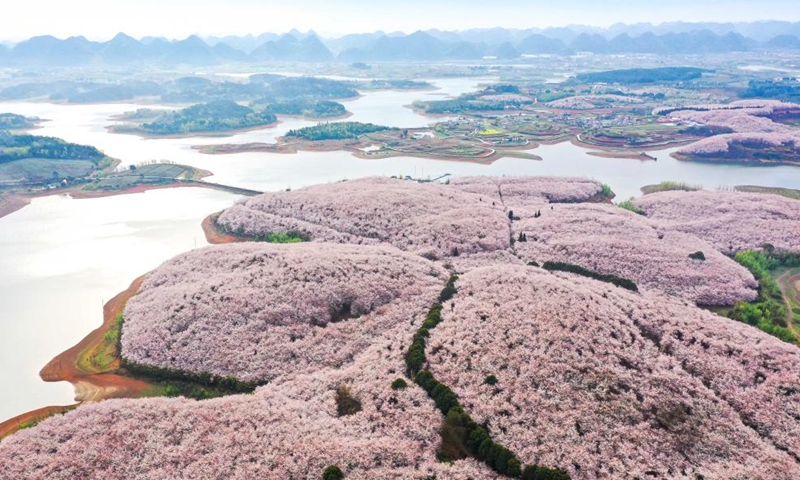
[1,0,798,41]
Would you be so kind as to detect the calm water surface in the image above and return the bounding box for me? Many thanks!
[0,188,239,421]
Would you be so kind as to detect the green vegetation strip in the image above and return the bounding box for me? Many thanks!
[285,121,392,141]
[405,275,570,479]
[0,132,105,164]
[113,315,263,400]
[576,67,708,85]
[728,249,800,344]
[641,181,702,195]
[141,100,277,135]
[214,217,310,243]
[121,359,262,399]
[616,197,644,215]
[542,261,638,292]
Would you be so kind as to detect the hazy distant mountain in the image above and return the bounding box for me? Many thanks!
[140,36,167,46]
[517,34,571,55]
[287,29,317,41]
[140,37,172,60]
[161,35,219,65]
[101,33,146,63]
[251,34,334,62]
[445,41,484,60]
[489,42,520,59]
[212,42,249,62]
[608,33,639,53]
[424,29,465,44]
[339,31,449,61]
[1,22,799,67]
[11,35,64,63]
[571,33,611,53]
[323,32,385,55]
[733,21,800,42]
[764,34,800,50]
[11,35,99,66]
[563,30,752,55]
[205,34,279,54]
[540,27,582,44]
[457,28,537,46]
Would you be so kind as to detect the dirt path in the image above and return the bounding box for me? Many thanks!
[202,211,249,245]
[0,405,75,441]
[40,277,151,395]
[775,268,800,336]
[1,277,154,441]
[0,194,31,219]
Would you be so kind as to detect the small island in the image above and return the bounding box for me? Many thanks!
[0,113,40,131]
[0,131,114,187]
[249,98,349,120]
[196,121,542,163]
[109,100,279,137]
[0,127,258,219]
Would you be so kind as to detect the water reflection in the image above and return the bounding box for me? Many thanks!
[0,188,240,421]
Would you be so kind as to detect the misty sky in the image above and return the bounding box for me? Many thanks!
[2,0,799,41]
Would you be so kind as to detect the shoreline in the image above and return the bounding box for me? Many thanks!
[0,180,254,221]
[670,151,800,167]
[105,120,283,140]
[587,151,658,161]
[0,277,152,441]
[0,405,76,441]
[201,211,250,245]
[192,129,692,165]
[0,194,32,220]
[273,111,354,122]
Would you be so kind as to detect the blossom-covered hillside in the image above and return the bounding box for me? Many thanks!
[664,100,800,161]
[122,243,446,382]
[448,176,605,206]
[0,301,499,480]
[219,178,762,306]
[426,265,800,479]
[217,177,510,260]
[2,176,799,480]
[511,203,758,305]
[632,190,800,252]
[217,176,606,260]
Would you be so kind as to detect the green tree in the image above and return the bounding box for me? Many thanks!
[322,465,344,480]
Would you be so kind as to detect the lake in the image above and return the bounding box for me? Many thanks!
[0,188,239,422]
[0,76,799,423]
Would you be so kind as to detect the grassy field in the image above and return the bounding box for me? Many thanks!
[89,163,200,191]
[773,266,800,338]
[641,181,703,194]
[76,314,123,374]
[0,158,96,184]
[734,185,800,200]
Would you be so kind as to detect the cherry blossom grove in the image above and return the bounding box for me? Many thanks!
[217,177,766,306]
[217,177,510,260]
[632,190,800,252]
[122,243,447,382]
[0,307,500,480]
[661,100,800,157]
[511,203,758,305]
[217,177,605,260]
[426,265,800,480]
[2,176,799,479]
[449,176,605,206]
